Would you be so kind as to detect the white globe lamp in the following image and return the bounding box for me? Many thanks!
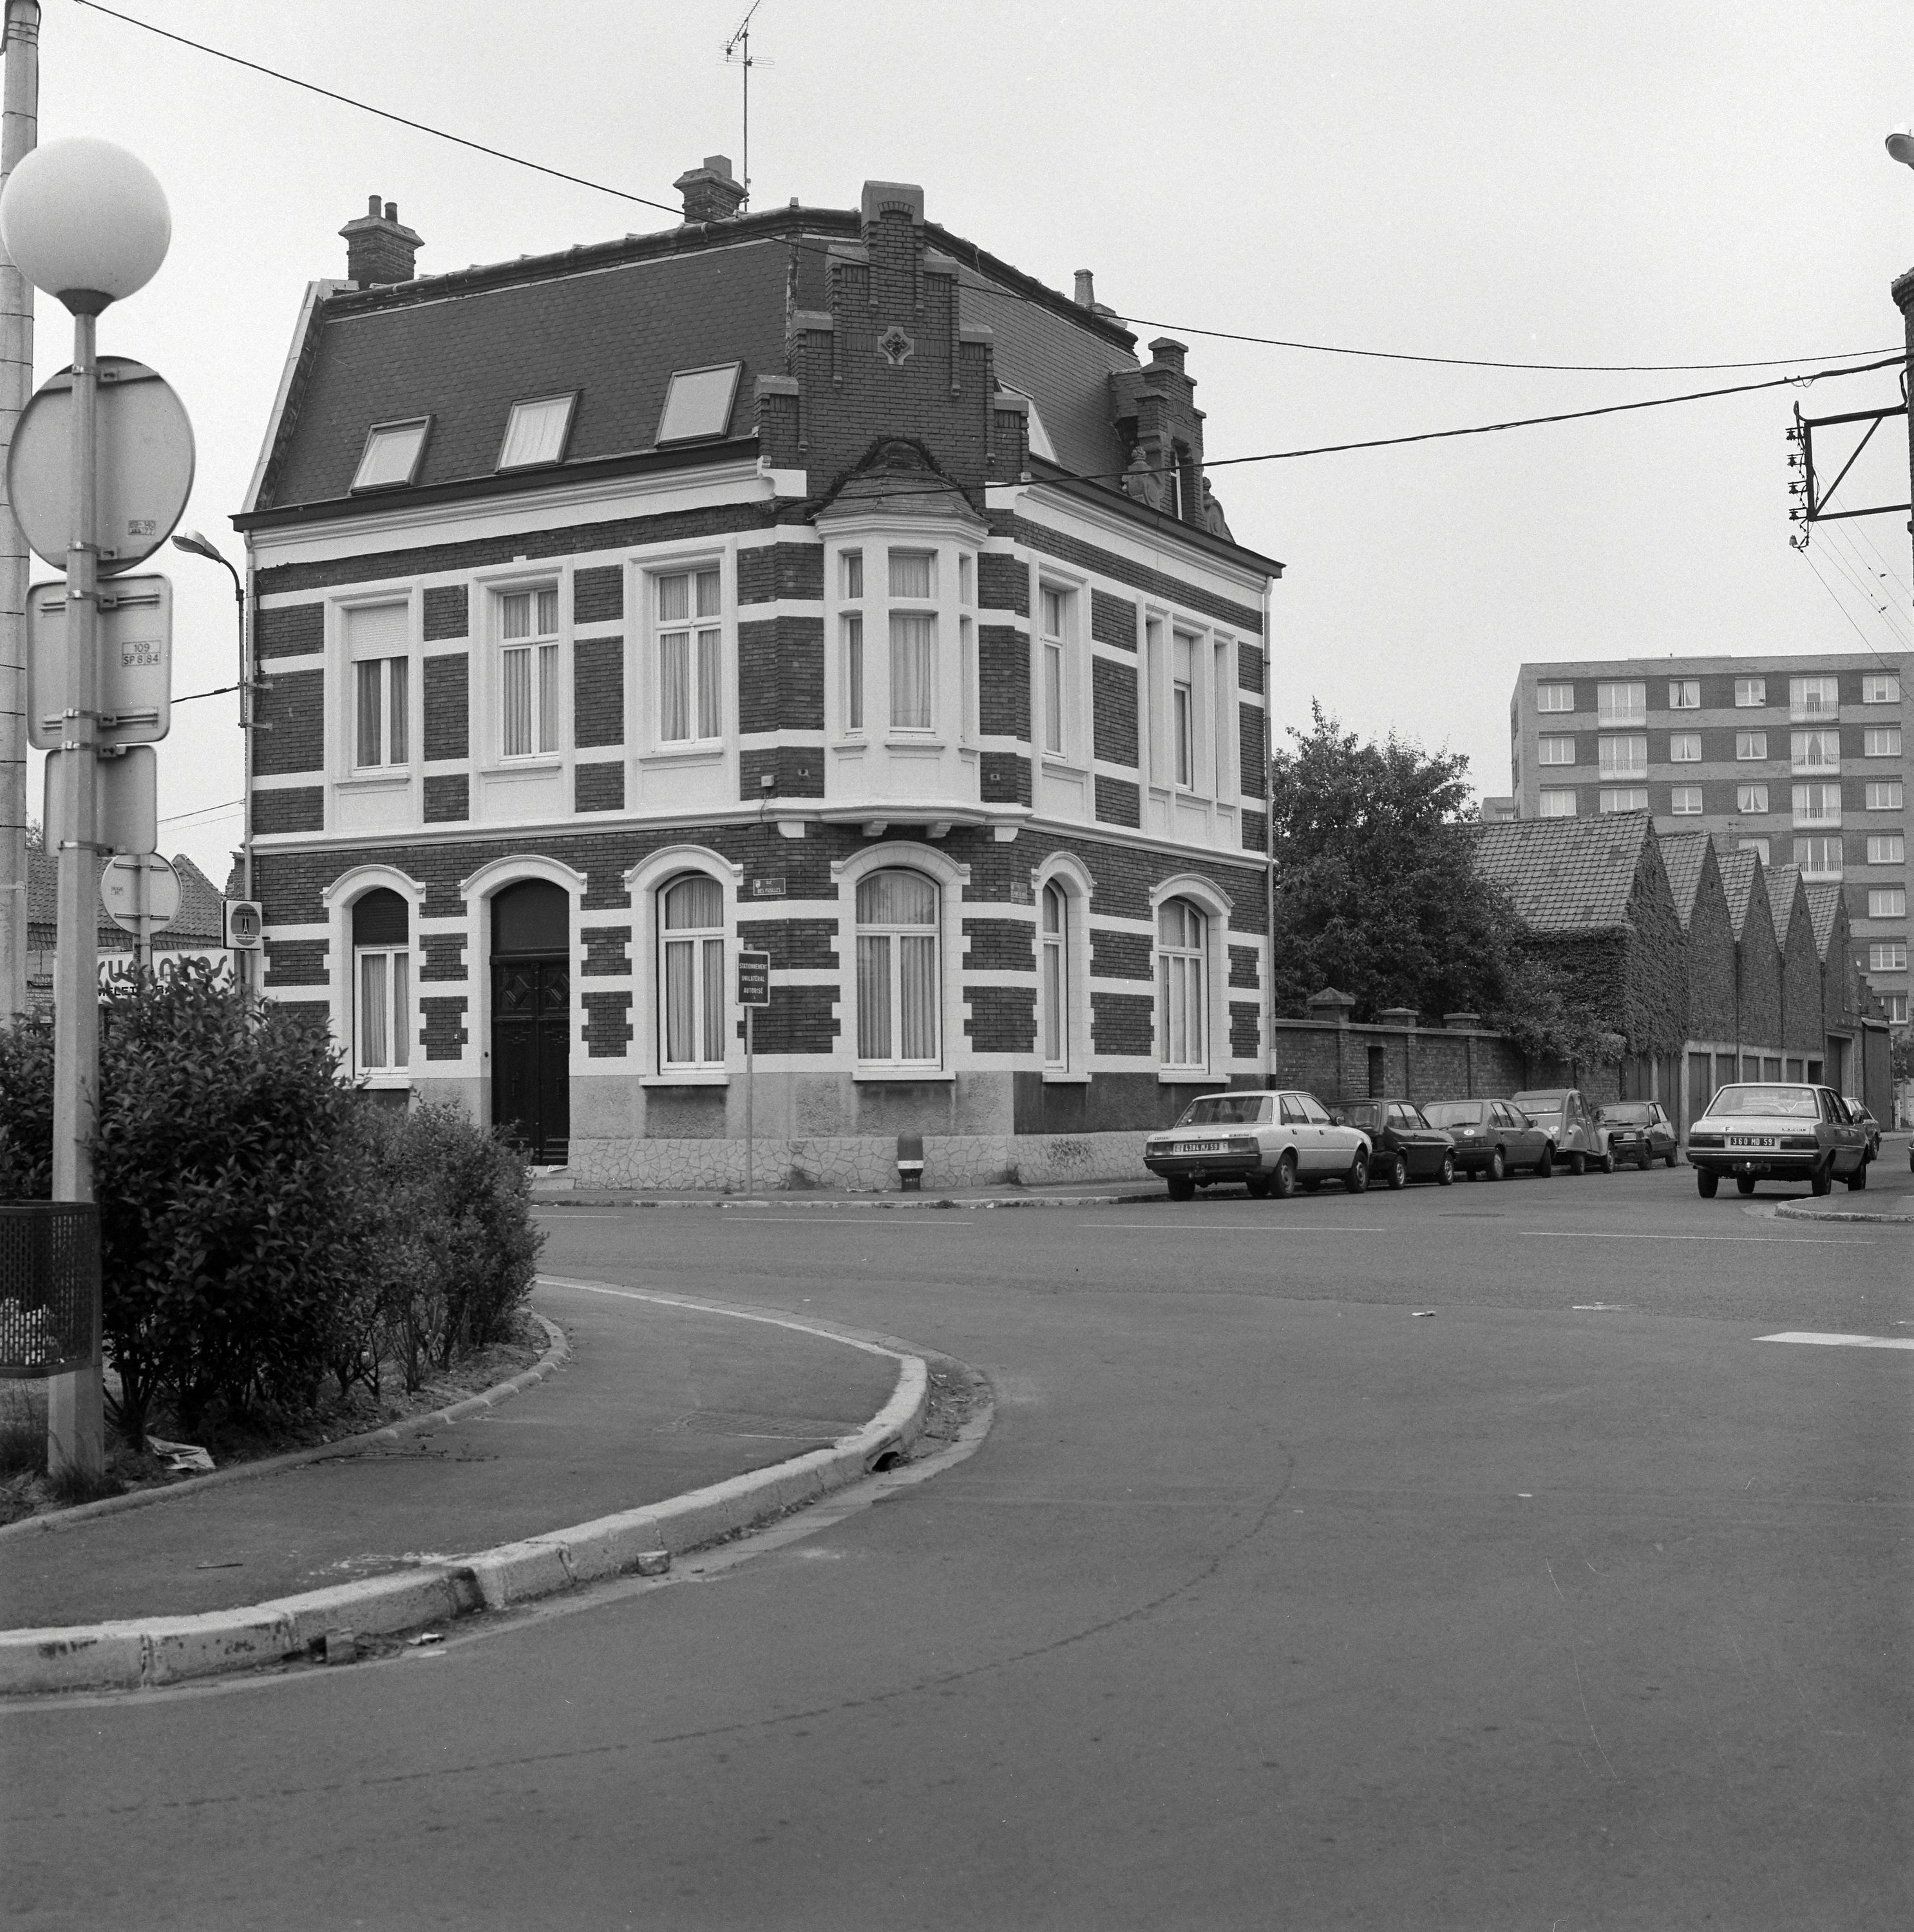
[0,135,171,313]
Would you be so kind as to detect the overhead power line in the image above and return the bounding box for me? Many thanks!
[71,1,1902,379]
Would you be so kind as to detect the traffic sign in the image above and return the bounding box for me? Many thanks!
[100,853,179,940]
[42,744,157,856]
[25,574,172,748]
[7,356,194,577]
[736,949,771,1009]
[223,900,263,951]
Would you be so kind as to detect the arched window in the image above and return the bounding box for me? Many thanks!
[1039,882,1068,1069]
[659,873,726,1069]
[857,869,940,1065]
[352,887,410,1074]
[1157,898,1206,1071]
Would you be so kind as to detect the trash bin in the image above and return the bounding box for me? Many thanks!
[896,1133,925,1191]
[0,1202,100,1378]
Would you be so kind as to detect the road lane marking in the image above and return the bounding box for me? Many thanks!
[1521,1231,1877,1244]
[1756,1331,1914,1350]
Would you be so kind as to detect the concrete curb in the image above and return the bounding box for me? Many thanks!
[533,1191,1163,1211]
[1773,1200,1914,1226]
[0,1314,573,1548]
[0,1307,928,1697]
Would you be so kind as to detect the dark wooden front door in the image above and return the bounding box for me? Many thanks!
[492,956,570,1163]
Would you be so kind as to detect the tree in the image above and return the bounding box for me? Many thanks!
[1266,706,1615,1066]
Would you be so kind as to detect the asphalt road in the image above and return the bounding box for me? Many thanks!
[6,1162,1910,1930]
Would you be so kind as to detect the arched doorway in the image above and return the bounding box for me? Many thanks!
[491,878,570,1163]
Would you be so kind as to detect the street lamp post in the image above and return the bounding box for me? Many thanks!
[171,528,254,1005]
[0,136,170,1479]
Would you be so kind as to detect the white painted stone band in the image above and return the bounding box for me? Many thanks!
[0,1288,928,1697]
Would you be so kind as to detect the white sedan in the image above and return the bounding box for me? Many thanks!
[1143,1090,1373,1201]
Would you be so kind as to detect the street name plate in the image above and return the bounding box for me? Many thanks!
[26,574,173,747]
[736,949,772,1009]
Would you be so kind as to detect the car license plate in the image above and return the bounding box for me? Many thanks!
[1179,1141,1226,1155]
[1729,1135,1777,1148]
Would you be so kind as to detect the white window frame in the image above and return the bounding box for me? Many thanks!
[1791,729,1840,774]
[1866,834,1906,865]
[1739,837,1771,864]
[1789,675,1839,723]
[1537,735,1575,766]
[1598,788,1649,814]
[1869,889,1908,919]
[1669,679,1700,710]
[1794,835,1842,877]
[832,844,970,1081]
[1669,732,1701,764]
[1863,726,1902,758]
[1865,781,1904,811]
[623,848,741,1085]
[350,416,431,493]
[1598,735,1647,779]
[887,549,938,736]
[1868,942,1908,972]
[1150,875,1233,1083]
[855,868,943,1070]
[1734,677,1767,708]
[1791,782,1841,826]
[1736,731,1768,761]
[1886,994,1910,1025]
[1032,853,1094,1082]
[652,564,725,748]
[354,943,412,1075]
[1596,681,1647,726]
[1861,674,1900,704]
[1538,788,1577,818]
[1038,582,1078,762]
[493,581,563,762]
[655,362,743,446]
[1535,683,1575,714]
[497,393,577,472]
[1670,786,1703,815]
[341,598,413,779]
[1736,783,1769,814]
[318,866,426,1086]
[657,873,728,1074]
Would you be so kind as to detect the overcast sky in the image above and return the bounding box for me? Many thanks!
[17,0,1911,883]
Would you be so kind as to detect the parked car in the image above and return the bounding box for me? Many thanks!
[1327,1098,1457,1188]
[1142,1090,1372,1201]
[1839,1097,1882,1160]
[1421,1097,1555,1179]
[1685,1083,1871,1197]
[1596,1099,1679,1170]
[1510,1088,1613,1174]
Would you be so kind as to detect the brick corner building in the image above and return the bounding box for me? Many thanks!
[234,169,1284,1188]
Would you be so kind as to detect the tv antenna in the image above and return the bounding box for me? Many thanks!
[723,1,772,211]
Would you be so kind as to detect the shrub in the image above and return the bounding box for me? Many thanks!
[0,1019,53,1199]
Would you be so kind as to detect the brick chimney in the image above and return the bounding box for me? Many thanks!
[339,196,422,287]
[674,155,746,223]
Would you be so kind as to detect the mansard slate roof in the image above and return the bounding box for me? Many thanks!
[1763,864,1806,949]
[1657,829,1713,930]
[1802,880,1845,960]
[1472,811,1653,934]
[26,851,228,952]
[247,203,1145,520]
[1714,848,1765,942]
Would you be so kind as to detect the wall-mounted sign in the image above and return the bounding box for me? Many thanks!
[736,949,772,1009]
[748,875,786,900]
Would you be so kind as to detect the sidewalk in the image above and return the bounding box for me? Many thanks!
[1772,1144,1914,1225]
[0,1280,904,1639]
[531,1174,1163,1209]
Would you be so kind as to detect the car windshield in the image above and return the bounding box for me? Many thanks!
[1177,1095,1268,1126]
[1513,1092,1564,1114]
[1423,1101,1486,1127]
[1707,1085,1818,1119]
[1599,1104,1652,1124]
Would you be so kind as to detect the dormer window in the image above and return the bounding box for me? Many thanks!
[656,363,742,445]
[350,417,431,492]
[497,393,576,471]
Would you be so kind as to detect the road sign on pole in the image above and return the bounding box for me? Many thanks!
[223,900,263,950]
[100,851,177,972]
[42,742,156,857]
[25,572,172,746]
[6,356,194,576]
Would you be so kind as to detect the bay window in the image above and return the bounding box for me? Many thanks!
[888,550,936,732]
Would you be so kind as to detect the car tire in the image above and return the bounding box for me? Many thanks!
[1345,1151,1369,1195]
[1599,1150,1616,1175]
[1271,1153,1298,1200]
[1810,1162,1833,1198]
[1487,1146,1506,1182]
[1736,1175,1756,1196]
[1386,1151,1408,1190]
[1845,1160,1868,1193]
[1167,1176,1195,1202]
[1696,1170,1718,1198]
[1437,1151,1455,1187]
[1665,1150,1679,1169]
[1535,1142,1554,1179]
[1569,1151,1586,1177]
[1246,1175,1271,1200]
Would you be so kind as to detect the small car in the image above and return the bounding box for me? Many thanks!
[1596,1099,1679,1170]
[1421,1097,1555,1179]
[1685,1083,1871,1197]
[1327,1097,1457,1188]
[1142,1090,1372,1201]
[1839,1097,1882,1160]
[1510,1088,1613,1175]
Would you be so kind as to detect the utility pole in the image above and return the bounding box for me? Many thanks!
[0,1,37,1021]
